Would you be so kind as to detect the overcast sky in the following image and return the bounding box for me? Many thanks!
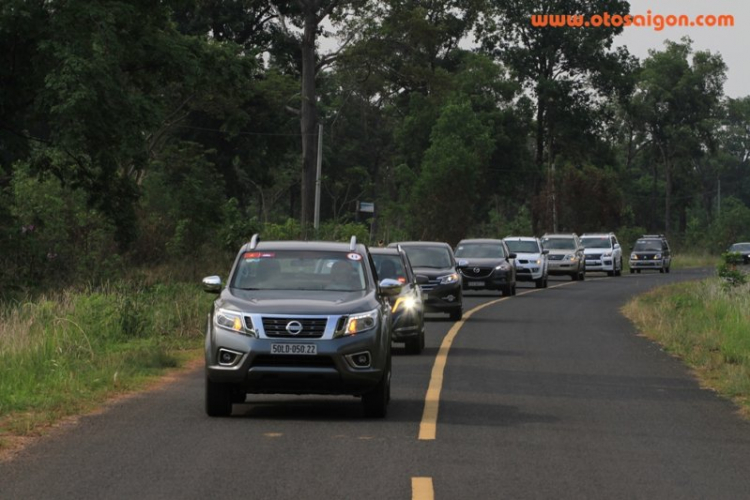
[613,0,748,98]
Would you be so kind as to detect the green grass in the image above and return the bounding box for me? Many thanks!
[622,277,750,417]
[671,252,720,269]
[0,282,211,444]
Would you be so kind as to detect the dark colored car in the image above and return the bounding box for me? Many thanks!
[370,247,426,354]
[728,242,750,264]
[388,241,463,321]
[629,234,672,273]
[201,235,400,418]
[454,238,517,296]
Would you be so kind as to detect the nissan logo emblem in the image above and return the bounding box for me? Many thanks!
[473,267,480,274]
[286,321,303,335]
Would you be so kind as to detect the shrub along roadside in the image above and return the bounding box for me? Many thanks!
[0,282,211,447]
[622,277,750,418]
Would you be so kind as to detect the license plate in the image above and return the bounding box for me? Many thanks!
[468,281,484,287]
[270,343,317,355]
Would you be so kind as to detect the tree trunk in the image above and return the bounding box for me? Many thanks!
[299,6,318,238]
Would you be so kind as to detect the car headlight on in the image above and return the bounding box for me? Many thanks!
[344,309,379,336]
[214,309,255,337]
[534,259,541,265]
[392,296,417,313]
[438,273,459,285]
[653,253,662,260]
[563,254,577,262]
[495,263,511,271]
[631,253,638,260]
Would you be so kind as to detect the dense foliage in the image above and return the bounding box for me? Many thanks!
[2,0,750,294]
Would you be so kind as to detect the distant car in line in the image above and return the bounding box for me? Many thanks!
[629,234,672,273]
[580,232,623,277]
[454,238,517,296]
[370,246,426,354]
[504,236,549,288]
[388,241,464,321]
[541,233,586,281]
[727,242,750,264]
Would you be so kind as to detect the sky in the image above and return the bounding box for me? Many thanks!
[613,0,749,98]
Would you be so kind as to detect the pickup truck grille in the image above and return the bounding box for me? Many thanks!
[261,317,327,338]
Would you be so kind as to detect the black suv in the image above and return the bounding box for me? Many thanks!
[388,241,463,321]
[454,238,517,296]
[202,235,400,418]
[629,234,672,273]
[370,247,426,354]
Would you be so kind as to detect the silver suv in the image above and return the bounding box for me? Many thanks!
[580,233,623,277]
[541,233,585,281]
[201,235,400,418]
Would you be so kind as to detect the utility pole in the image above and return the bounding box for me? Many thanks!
[314,124,323,231]
[717,177,721,217]
[551,161,558,233]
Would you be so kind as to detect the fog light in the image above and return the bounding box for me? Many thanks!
[218,348,243,366]
[347,351,371,368]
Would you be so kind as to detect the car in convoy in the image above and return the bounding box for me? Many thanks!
[629,234,672,273]
[201,235,400,418]
[580,232,623,277]
[727,242,750,264]
[370,247,426,354]
[504,236,549,288]
[540,233,586,281]
[388,241,463,321]
[454,238,517,296]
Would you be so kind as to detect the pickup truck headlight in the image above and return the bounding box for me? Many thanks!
[438,273,459,285]
[631,253,638,260]
[653,253,662,260]
[214,309,255,337]
[344,309,379,336]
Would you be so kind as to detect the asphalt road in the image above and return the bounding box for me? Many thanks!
[3,268,750,499]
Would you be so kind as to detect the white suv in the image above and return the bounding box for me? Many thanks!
[504,236,549,288]
[580,233,623,277]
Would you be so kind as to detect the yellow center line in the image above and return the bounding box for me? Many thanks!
[418,281,577,440]
[412,477,434,500]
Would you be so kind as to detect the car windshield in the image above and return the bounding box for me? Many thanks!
[455,243,506,259]
[633,240,662,252]
[372,254,407,283]
[581,237,612,249]
[230,250,367,291]
[402,246,453,268]
[542,238,576,250]
[505,240,540,253]
[729,243,750,252]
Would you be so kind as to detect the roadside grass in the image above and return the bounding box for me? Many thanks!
[671,252,719,269]
[623,252,718,272]
[622,277,750,418]
[0,282,211,449]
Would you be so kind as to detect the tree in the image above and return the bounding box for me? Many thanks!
[632,38,726,234]
[411,96,495,244]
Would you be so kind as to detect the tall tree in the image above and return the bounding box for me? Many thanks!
[632,38,726,233]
